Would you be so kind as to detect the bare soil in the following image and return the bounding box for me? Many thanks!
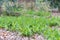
[52,12,60,16]
[0,29,46,40]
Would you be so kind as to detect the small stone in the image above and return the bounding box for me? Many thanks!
[29,38,35,40]
[35,35,45,40]
[22,37,29,40]
[0,37,3,40]
[16,36,22,40]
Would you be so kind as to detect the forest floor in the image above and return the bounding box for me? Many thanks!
[0,29,45,40]
[0,12,60,40]
[52,12,60,16]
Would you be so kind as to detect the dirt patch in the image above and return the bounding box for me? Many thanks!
[0,29,46,40]
[52,12,60,16]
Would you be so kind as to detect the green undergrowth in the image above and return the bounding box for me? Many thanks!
[0,16,60,40]
[22,10,51,17]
